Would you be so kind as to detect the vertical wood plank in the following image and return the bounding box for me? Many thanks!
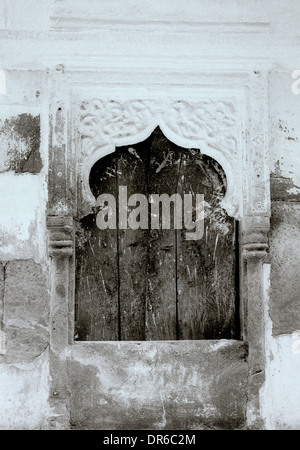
[117,141,150,340]
[75,152,119,340]
[177,151,237,339]
[145,128,181,340]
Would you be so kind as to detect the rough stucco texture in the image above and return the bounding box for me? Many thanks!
[269,202,300,335]
[68,340,248,430]
[3,260,49,364]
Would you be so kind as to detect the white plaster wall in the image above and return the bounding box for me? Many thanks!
[0,172,47,262]
[0,350,50,430]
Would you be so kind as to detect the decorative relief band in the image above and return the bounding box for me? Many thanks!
[79,98,238,156]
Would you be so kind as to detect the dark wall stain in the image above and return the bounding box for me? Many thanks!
[270,161,300,202]
[0,114,42,173]
[278,119,299,142]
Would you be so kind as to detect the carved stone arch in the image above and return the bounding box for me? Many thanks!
[81,143,116,207]
[78,99,242,220]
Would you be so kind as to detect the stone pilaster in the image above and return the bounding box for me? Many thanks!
[242,215,269,429]
[47,215,73,429]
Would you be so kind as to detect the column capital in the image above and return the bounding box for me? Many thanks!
[46,215,74,257]
[242,215,270,259]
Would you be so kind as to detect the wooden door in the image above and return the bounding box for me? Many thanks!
[75,127,238,341]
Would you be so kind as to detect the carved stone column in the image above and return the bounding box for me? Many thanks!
[46,215,73,429]
[46,68,74,428]
[242,216,269,429]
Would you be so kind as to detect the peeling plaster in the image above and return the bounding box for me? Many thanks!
[0,114,42,174]
[269,72,300,192]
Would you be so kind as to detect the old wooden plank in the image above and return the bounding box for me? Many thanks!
[177,151,237,339]
[75,152,119,341]
[117,140,150,340]
[145,127,181,340]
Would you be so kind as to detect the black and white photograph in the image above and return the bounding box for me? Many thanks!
[0,0,299,434]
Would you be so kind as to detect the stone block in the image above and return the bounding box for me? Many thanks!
[269,202,300,335]
[3,260,50,363]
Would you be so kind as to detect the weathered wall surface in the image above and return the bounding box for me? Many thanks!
[0,0,300,430]
[0,68,50,429]
[260,71,300,429]
[269,71,300,335]
[69,341,248,430]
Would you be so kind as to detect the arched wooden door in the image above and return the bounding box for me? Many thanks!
[75,127,239,341]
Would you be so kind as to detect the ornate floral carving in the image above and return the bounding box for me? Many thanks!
[161,100,237,156]
[79,99,160,150]
[79,99,238,158]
